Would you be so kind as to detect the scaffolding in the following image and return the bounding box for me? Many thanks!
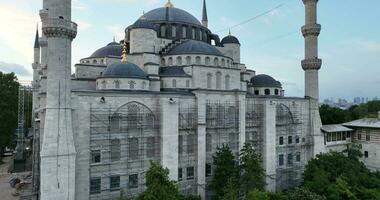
[245,102,264,154]
[89,102,161,200]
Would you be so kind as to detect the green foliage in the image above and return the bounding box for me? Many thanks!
[245,189,270,200]
[320,101,380,125]
[136,161,181,200]
[210,144,238,200]
[0,72,19,160]
[302,148,380,200]
[239,143,266,195]
[180,195,201,200]
[285,188,326,200]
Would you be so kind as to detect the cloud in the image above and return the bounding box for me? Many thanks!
[0,61,31,76]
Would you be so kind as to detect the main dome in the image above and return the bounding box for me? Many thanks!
[141,7,201,25]
[90,42,122,58]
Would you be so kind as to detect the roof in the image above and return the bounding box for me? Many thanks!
[159,66,191,77]
[142,7,201,25]
[343,118,380,129]
[131,18,155,30]
[102,61,147,79]
[167,40,223,56]
[321,125,353,133]
[90,42,122,58]
[250,74,282,88]
[221,35,240,45]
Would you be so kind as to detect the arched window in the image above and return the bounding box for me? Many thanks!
[207,73,212,89]
[221,59,225,67]
[161,58,166,66]
[186,80,190,88]
[86,60,90,64]
[176,56,182,65]
[114,80,120,89]
[227,60,230,67]
[101,59,104,64]
[265,89,270,95]
[102,80,107,89]
[129,81,136,89]
[192,28,196,39]
[168,57,173,66]
[160,25,166,37]
[182,26,187,38]
[110,139,121,161]
[216,72,222,89]
[172,79,177,88]
[129,137,139,160]
[254,90,259,95]
[205,57,210,65]
[186,56,191,65]
[199,30,203,41]
[225,75,230,90]
[196,56,201,65]
[172,25,177,38]
[93,59,97,64]
[275,89,279,95]
[214,58,219,66]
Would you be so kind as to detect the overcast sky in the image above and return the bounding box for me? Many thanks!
[0,0,379,101]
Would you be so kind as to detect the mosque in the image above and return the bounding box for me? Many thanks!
[31,0,324,199]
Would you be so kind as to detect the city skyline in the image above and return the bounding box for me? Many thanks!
[0,0,379,100]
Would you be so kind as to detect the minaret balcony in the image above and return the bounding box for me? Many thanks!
[301,23,321,37]
[39,9,48,20]
[302,0,319,4]
[42,18,77,39]
[302,58,322,70]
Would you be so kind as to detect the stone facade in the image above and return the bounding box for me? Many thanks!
[31,0,325,199]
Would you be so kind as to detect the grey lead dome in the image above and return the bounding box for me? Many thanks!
[102,61,148,79]
[168,40,223,56]
[251,74,282,87]
[142,7,201,25]
[221,35,240,45]
[90,42,122,58]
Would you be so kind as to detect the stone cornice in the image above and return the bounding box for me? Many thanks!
[42,18,77,40]
[301,24,321,37]
[302,58,322,70]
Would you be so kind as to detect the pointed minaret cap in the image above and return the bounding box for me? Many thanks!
[165,0,174,8]
[202,0,208,27]
[34,24,39,49]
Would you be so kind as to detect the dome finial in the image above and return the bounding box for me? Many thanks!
[121,41,128,62]
[165,0,174,8]
[113,36,116,42]
[229,29,231,36]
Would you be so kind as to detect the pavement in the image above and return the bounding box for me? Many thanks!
[0,157,23,200]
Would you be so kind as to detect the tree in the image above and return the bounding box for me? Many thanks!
[210,144,238,200]
[0,72,19,161]
[285,188,326,200]
[136,161,181,200]
[239,143,266,196]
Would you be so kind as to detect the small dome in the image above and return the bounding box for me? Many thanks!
[221,35,240,45]
[102,61,148,79]
[168,40,223,56]
[131,18,155,30]
[142,7,201,25]
[90,42,122,58]
[251,74,282,88]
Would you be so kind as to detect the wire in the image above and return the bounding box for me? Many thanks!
[215,4,285,33]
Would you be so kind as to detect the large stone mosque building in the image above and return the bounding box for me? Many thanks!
[31,0,324,199]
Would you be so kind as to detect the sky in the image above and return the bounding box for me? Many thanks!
[0,0,379,101]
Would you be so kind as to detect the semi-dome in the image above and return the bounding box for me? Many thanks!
[168,40,223,56]
[251,74,282,87]
[142,7,201,25]
[102,61,148,79]
[131,18,156,30]
[221,35,240,45]
[90,42,122,58]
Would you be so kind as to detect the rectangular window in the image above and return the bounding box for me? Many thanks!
[296,136,300,144]
[179,135,183,155]
[288,153,293,165]
[332,132,337,141]
[91,150,101,164]
[364,151,369,158]
[186,167,194,180]
[178,168,183,181]
[110,176,120,191]
[347,132,351,138]
[279,136,284,145]
[187,134,195,154]
[366,133,371,141]
[357,133,362,140]
[279,154,284,166]
[129,138,139,160]
[90,177,101,194]
[147,137,155,158]
[182,26,187,38]
[206,133,212,152]
[206,164,212,177]
[296,152,301,162]
[327,133,332,142]
[288,136,293,144]
[342,132,347,141]
[129,174,138,189]
[337,132,342,141]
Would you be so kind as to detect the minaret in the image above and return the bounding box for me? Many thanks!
[40,0,77,199]
[301,0,325,156]
[301,0,322,100]
[32,26,40,111]
[202,0,208,28]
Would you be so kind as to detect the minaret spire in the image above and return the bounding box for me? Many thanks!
[34,24,40,49]
[165,0,173,8]
[202,0,208,28]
